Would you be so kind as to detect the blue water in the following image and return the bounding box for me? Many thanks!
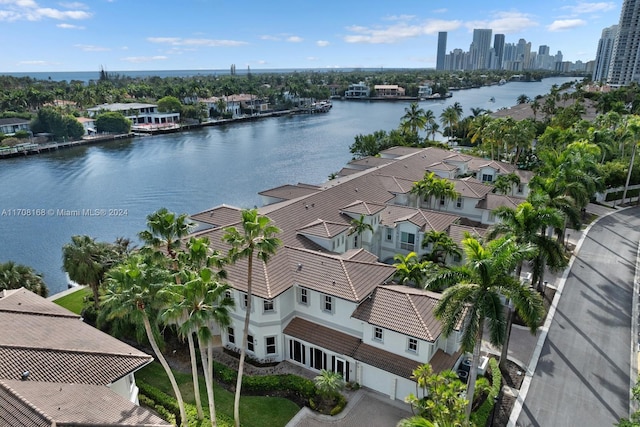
[0,77,577,295]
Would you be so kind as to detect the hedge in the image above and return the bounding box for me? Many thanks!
[470,358,502,427]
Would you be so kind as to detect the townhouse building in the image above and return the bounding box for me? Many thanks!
[190,146,530,400]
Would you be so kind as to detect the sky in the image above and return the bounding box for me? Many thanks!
[0,0,625,72]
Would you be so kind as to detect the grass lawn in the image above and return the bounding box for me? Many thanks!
[52,287,91,314]
[138,362,300,427]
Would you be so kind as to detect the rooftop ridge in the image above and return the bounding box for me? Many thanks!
[340,258,359,300]
[0,380,54,424]
[0,343,151,361]
[405,291,433,341]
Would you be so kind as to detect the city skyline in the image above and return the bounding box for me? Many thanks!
[0,0,623,72]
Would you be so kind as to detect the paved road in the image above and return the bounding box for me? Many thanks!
[517,207,640,427]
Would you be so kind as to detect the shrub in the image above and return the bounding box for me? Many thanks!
[330,393,347,416]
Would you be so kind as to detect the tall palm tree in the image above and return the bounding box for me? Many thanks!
[487,202,566,368]
[0,261,48,297]
[348,214,374,249]
[401,103,428,135]
[138,207,195,260]
[440,106,461,143]
[393,252,432,287]
[427,236,543,419]
[102,254,188,426]
[223,209,281,427]
[62,235,114,309]
[161,267,233,427]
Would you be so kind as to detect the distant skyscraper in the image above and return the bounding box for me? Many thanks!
[436,32,447,70]
[493,34,505,70]
[593,25,619,82]
[538,45,550,56]
[609,0,640,86]
[470,29,492,70]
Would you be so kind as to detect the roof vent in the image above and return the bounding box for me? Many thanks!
[21,371,29,381]
[297,263,303,271]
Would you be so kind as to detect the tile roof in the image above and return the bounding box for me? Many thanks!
[284,317,458,380]
[258,184,321,202]
[297,219,349,238]
[452,178,495,199]
[190,204,243,227]
[0,289,152,385]
[0,380,170,426]
[347,157,395,169]
[352,285,447,342]
[476,193,527,211]
[379,146,424,158]
[447,224,488,246]
[288,247,396,302]
[379,205,460,232]
[340,200,387,216]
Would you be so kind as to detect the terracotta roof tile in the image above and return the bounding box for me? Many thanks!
[448,224,488,246]
[476,193,526,211]
[352,285,446,341]
[452,179,494,199]
[258,184,321,202]
[297,219,349,238]
[353,343,421,379]
[379,205,460,232]
[0,380,170,426]
[283,317,360,356]
[191,204,243,227]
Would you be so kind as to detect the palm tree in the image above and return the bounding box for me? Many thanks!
[348,214,373,249]
[161,267,233,427]
[102,254,188,426]
[622,116,640,203]
[401,103,428,135]
[393,252,432,287]
[422,230,461,266]
[62,235,114,309]
[411,172,459,210]
[138,207,195,260]
[440,106,461,144]
[430,178,459,211]
[517,94,530,104]
[427,236,543,419]
[313,369,345,400]
[223,209,281,427]
[0,261,48,297]
[487,202,566,368]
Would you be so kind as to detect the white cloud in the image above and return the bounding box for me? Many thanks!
[548,19,586,31]
[465,11,539,34]
[561,2,615,14]
[57,22,83,29]
[121,55,168,63]
[0,0,92,21]
[432,8,447,14]
[307,56,318,61]
[260,35,280,41]
[344,19,461,44]
[316,40,329,47]
[74,44,109,51]
[287,35,303,43]
[147,37,248,47]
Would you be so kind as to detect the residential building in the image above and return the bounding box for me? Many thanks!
[593,25,619,82]
[87,102,180,131]
[609,0,640,86]
[493,34,505,70]
[436,32,447,71]
[0,118,30,135]
[0,288,169,426]
[345,82,370,99]
[373,85,406,98]
[189,146,531,401]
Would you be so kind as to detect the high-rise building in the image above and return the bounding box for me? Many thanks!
[609,0,640,86]
[470,29,492,70]
[593,25,619,82]
[493,34,505,70]
[436,32,447,70]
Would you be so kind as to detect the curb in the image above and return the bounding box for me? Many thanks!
[507,206,628,427]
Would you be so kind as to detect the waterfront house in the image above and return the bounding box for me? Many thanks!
[0,288,168,426]
[374,85,406,98]
[76,116,97,135]
[418,85,433,99]
[87,102,180,131]
[345,82,370,99]
[189,146,527,401]
[0,118,30,136]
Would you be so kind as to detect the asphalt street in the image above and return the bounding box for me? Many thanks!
[517,207,640,427]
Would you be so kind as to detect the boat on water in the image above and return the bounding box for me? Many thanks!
[489,96,495,102]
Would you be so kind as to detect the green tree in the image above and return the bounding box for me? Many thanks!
[138,208,195,260]
[223,209,281,427]
[401,102,428,136]
[95,111,132,134]
[422,230,461,266]
[393,252,433,287]
[62,235,118,309]
[0,261,48,297]
[440,105,461,143]
[157,95,182,113]
[102,254,188,426]
[313,369,345,399]
[427,236,543,419]
[403,363,468,426]
[348,214,373,249]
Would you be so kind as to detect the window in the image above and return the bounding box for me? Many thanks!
[228,327,235,344]
[488,212,496,222]
[310,348,327,370]
[386,228,393,241]
[456,196,463,209]
[354,235,358,248]
[265,336,277,354]
[247,335,255,352]
[289,340,306,364]
[225,290,233,301]
[243,293,248,308]
[374,327,383,342]
[440,195,446,206]
[453,253,462,263]
[408,338,418,353]
[481,173,493,182]
[517,184,524,193]
[263,299,274,312]
[298,288,308,305]
[323,295,333,313]
[400,232,415,251]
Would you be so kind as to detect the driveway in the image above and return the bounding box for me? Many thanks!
[515,207,640,426]
[286,389,412,427]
